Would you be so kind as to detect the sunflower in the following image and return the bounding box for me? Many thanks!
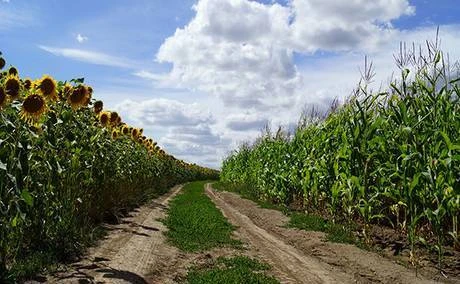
[0,57,5,70]
[37,75,58,102]
[0,87,8,109]
[23,78,32,90]
[20,94,47,125]
[84,86,92,106]
[99,111,110,127]
[59,83,73,101]
[93,100,103,114]
[121,125,129,135]
[109,111,119,126]
[131,128,139,139]
[4,75,21,100]
[68,85,89,109]
[112,129,119,140]
[8,67,18,77]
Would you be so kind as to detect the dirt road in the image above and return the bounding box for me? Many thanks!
[46,185,187,284]
[205,183,450,284]
[41,182,455,284]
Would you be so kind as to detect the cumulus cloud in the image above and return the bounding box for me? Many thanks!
[155,0,415,111]
[114,98,228,168]
[226,112,268,132]
[115,98,214,128]
[290,0,415,51]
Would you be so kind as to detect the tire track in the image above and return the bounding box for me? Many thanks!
[206,183,353,284]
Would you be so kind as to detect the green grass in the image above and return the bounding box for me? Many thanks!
[186,256,279,284]
[214,182,357,245]
[163,181,241,252]
[287,212,356,244]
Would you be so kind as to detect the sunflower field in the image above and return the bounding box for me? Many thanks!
[221,43,460,266]
[0,53,218,280]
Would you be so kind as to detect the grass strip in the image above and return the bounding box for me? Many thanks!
[288,212,356,244]
[163,181,241,252]
[214,182,357,245]
[186,256,279,284]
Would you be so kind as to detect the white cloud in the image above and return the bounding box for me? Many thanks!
[154,0,416,116]
[290,0,415,52]
[115,98,214,128]
[38,45,137,68]
[76,33,88,43]
[114,98,227,168]
[2,0,10,3]
[133,70,165,81]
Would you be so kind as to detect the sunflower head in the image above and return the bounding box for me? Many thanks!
[109,111,119,126]
[112,129,119,140]
[0,57,5,70]
[37,75,58,102]
[59,83,73,100]
[0,87,8,109]
[8,67,18,77]
[20,94,47,125]
[131,128,139,139]
[4,75,21,100]
[94,100,103,114]
[121,125,129,135]
[84,87,92,106]
[99,111,110,127]
[68,85,89,110]
[23,78,32,90]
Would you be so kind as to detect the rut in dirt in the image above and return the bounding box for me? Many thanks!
[205,183,441,284]
[45,185,185,284]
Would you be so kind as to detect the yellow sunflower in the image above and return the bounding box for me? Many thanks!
[99,111,110,127]
[68,85,89,109]
[23,78,32,90]
[0,87,8,109]
[0,57,5,70]
[4,75,21,100]
[131,128,139,139]
[59,83,73,101]
[121,124,130,135]
[84,86,93,106]
[109,111,119,126]
[8,67,18,77]
[37,75,58,102]
[20,94,47,125]
[93,100,103,114]
[112,129,119,140]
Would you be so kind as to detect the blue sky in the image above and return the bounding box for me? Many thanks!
[1,0,460,168]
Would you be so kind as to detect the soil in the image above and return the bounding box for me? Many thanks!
[33,183,458,284]
[42,185,188,284]
[205,183,459,284]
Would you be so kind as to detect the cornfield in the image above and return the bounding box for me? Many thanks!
[0,53,218,280]
[221,41,459,267]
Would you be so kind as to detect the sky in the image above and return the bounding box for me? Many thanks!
[1,0,460,168]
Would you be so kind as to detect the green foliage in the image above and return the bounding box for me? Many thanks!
[186,256,279,284]
[221,42,460,268]
[0,57,218,282]
[163,181,241,252]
